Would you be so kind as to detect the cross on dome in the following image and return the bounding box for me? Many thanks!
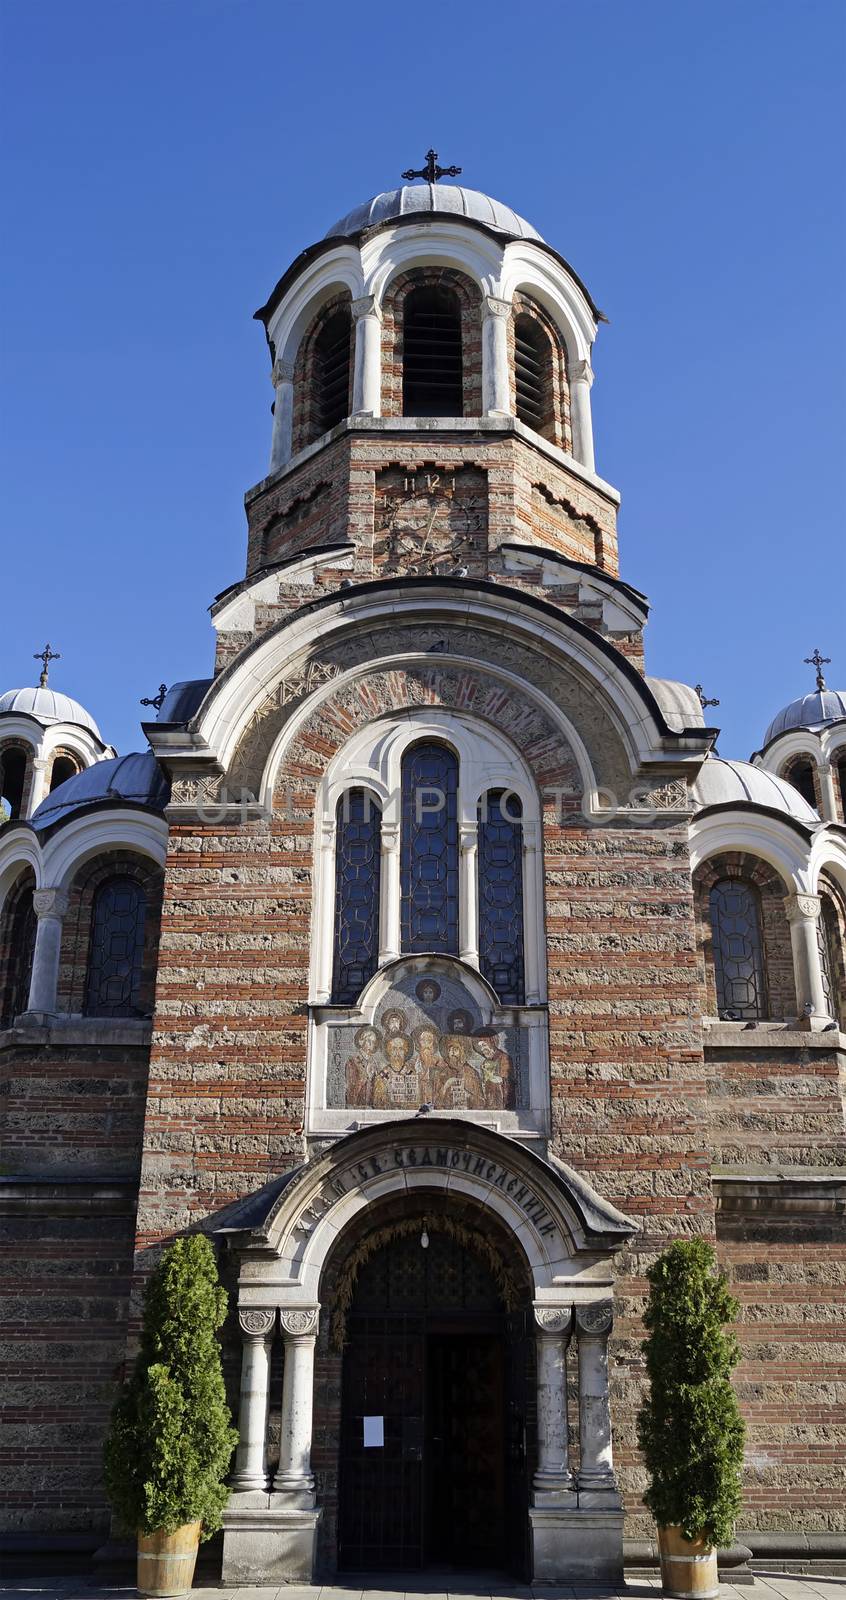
[401,147,462,184]
[804,647,831,691]
[33,641,60,687]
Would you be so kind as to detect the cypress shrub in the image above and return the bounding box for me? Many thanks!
[637,1238,745,1546]
[104,1234,238,1538]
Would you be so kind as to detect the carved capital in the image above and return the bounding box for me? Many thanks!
[575,1300,613,1337]
[568,359,594,387]
[280,1306,319,1339]
[238,1307,276,1339]
[32,889,69,920]
[459,822,478,853]
[482,294,512,321]
[534,1305,573,1335]
[271,359,295,388]
[784,892,822,924]
[351,294,381,322]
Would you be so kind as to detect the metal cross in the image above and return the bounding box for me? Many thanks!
[140,683,168,712]
[402,148,462,184]
[33,642,61,687]
[804,648,831,691]
[695,683,720,710]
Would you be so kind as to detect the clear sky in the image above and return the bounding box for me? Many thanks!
[2,0,844,761]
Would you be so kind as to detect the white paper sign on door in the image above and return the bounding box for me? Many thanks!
[363,1415,384,1448]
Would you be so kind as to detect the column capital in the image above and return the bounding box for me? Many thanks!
[534,1305,573,1336]
[784,892,822,924]
[459,821,478,852]
[271,358,295,387]
[568,358,594,387]
[351,294,381,321]
[238,1307,276,1339]
[32,888,69,920]
[575,1299,613,1337]
[280,1306,319,1339]
[481,294,512,321]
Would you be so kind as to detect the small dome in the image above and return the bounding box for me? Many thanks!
[325,184,543,243]
[31,751,170,832]
[0,684,101,739]
[692,756,819,823]
[646,677,705,732]
[763,688,846,747]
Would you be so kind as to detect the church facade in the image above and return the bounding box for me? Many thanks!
[1,174,845,1583]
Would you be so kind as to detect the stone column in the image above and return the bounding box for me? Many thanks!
[313,817,337,1003]
[784,893,834,1029]
[575,1301,619,1498]
[481,295,512,415]
[533,1307,575,1500]
[459,821,479,967]
[351,295,382,416]
[230,1308,276,1492]
[818,763,839,823]
[269,359,295,474]
[379,823,401,963]
[522,824,541,1004]
[568,359,595,474]
[273,1308,319,1507]
[25,889,69,1016]
[28,757,50,815]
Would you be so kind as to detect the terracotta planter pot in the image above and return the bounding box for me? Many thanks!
[658,1524,719,1600]
[137,1520,201,1598]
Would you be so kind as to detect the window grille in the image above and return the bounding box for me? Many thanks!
[514,315,546,431]
[478,790,525,1003]
[1,888,37,1024]
[709,877,767,1019]
[402,287,463,417]
[400,742,459,953]
[331,789,382,1004]
[315,308,352,433]
[84,876,147,1018]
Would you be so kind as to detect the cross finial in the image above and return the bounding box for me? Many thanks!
[33,642,60,688]
[804,648,831,691]
[402,148,462,184]
[140,683,168,712]
[695,683,720,710]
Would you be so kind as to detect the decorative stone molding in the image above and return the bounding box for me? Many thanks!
[169,774,225,807]
[271,359,295,387]
[481,294,512,321]
[575,1300,613,1336]
[351,294,381,321]
[568,358,595,387]
[238,1307,276,1338]
[624,777,691,814]
[32,889,69,920]
[784,892,822,924]
[534,1306,573,1334]
[280,1306,319,1338]
[279,659,341,707]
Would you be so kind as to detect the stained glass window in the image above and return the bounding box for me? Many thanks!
[400,742,459,954]
[478,790,525,1004]
[818,899,839,1019]
[331,789,382,1004]
[84,877,147,1018]
[1,887,37,1024]
[709,877,767,1019]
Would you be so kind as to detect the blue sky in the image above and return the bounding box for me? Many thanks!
[2,0,844,760]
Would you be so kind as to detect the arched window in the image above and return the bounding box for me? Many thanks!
[709,877,767,1019]
[514,314,548,432]
[0,747,28,820]
[314,308,352,434]
[818,897,841,1022]
[49,755,79,793]
[331,789,382,1004]
[400,742,459,954]
[478,790,525,1004]
[402,286,463,418]
[836,754,846,819]
[1,886,37,1024]
[84,876,147,1018]
[785,757,817,809]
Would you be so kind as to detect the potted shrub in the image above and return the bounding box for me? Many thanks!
[637,1238,745,1598]
[104,1234,238,1598]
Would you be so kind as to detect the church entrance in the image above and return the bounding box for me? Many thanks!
[336,1222,534,1575]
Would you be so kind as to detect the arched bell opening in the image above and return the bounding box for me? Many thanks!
[315,1189,536,1579]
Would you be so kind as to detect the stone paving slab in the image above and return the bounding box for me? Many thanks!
[2,1578,845,1600]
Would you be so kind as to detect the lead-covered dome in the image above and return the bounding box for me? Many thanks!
[325,184,544,242]
[692,756,819,823]
[763,688,846,747]
[0,684,102,739]
[30,751,170,832]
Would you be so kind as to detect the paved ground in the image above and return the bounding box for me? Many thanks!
[1,1575,845,1600]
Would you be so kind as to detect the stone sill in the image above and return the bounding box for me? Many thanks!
[0,1176,138,1216]
[713,1170,846,1216]
[245,413,621,507]
[0,1014,152,1050]
[703,1018,846,1050]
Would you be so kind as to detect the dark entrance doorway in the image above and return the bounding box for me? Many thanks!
[337,1223,533,1574]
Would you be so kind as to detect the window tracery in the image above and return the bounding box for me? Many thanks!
[84,876,147,1018]
[709,877,767,1020]
[478,789,525,1004]
[331,789,382,1005]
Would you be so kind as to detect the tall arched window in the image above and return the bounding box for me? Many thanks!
[709,877,767,1019]
[331,789,382,1004]
[314,308,352,434]
[818,897,841,1023]
[84,876,147,1018]
[785,757,817,810]
[49,755,80,793]
[0,747,28,820]
[400,742,459,954]
[402,286,463,417]
[478,790,525,1004]
[1,885,37,1024]
[514,314,548,432]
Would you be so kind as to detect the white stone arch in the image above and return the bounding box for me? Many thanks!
[267,247,365,370]
[362,222,506,309]
[0,830,42,910]
[40,809,169,896]
[688,809,814,892]
[500,242,596,364]
[809,831,846,899]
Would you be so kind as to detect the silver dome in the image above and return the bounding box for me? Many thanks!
[691,756,819,823]
[0,684,101,739]
[763,688,846,747]
[325,184,543,242]
[646,677,705,732]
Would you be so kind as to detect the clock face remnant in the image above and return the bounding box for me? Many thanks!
[374,467,488,577]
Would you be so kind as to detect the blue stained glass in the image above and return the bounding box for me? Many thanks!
[400,743,459,953]
[709,877,766,1020]
[332,790,382,1003]
[478,791,525,1004]
[84,877,147,1018]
